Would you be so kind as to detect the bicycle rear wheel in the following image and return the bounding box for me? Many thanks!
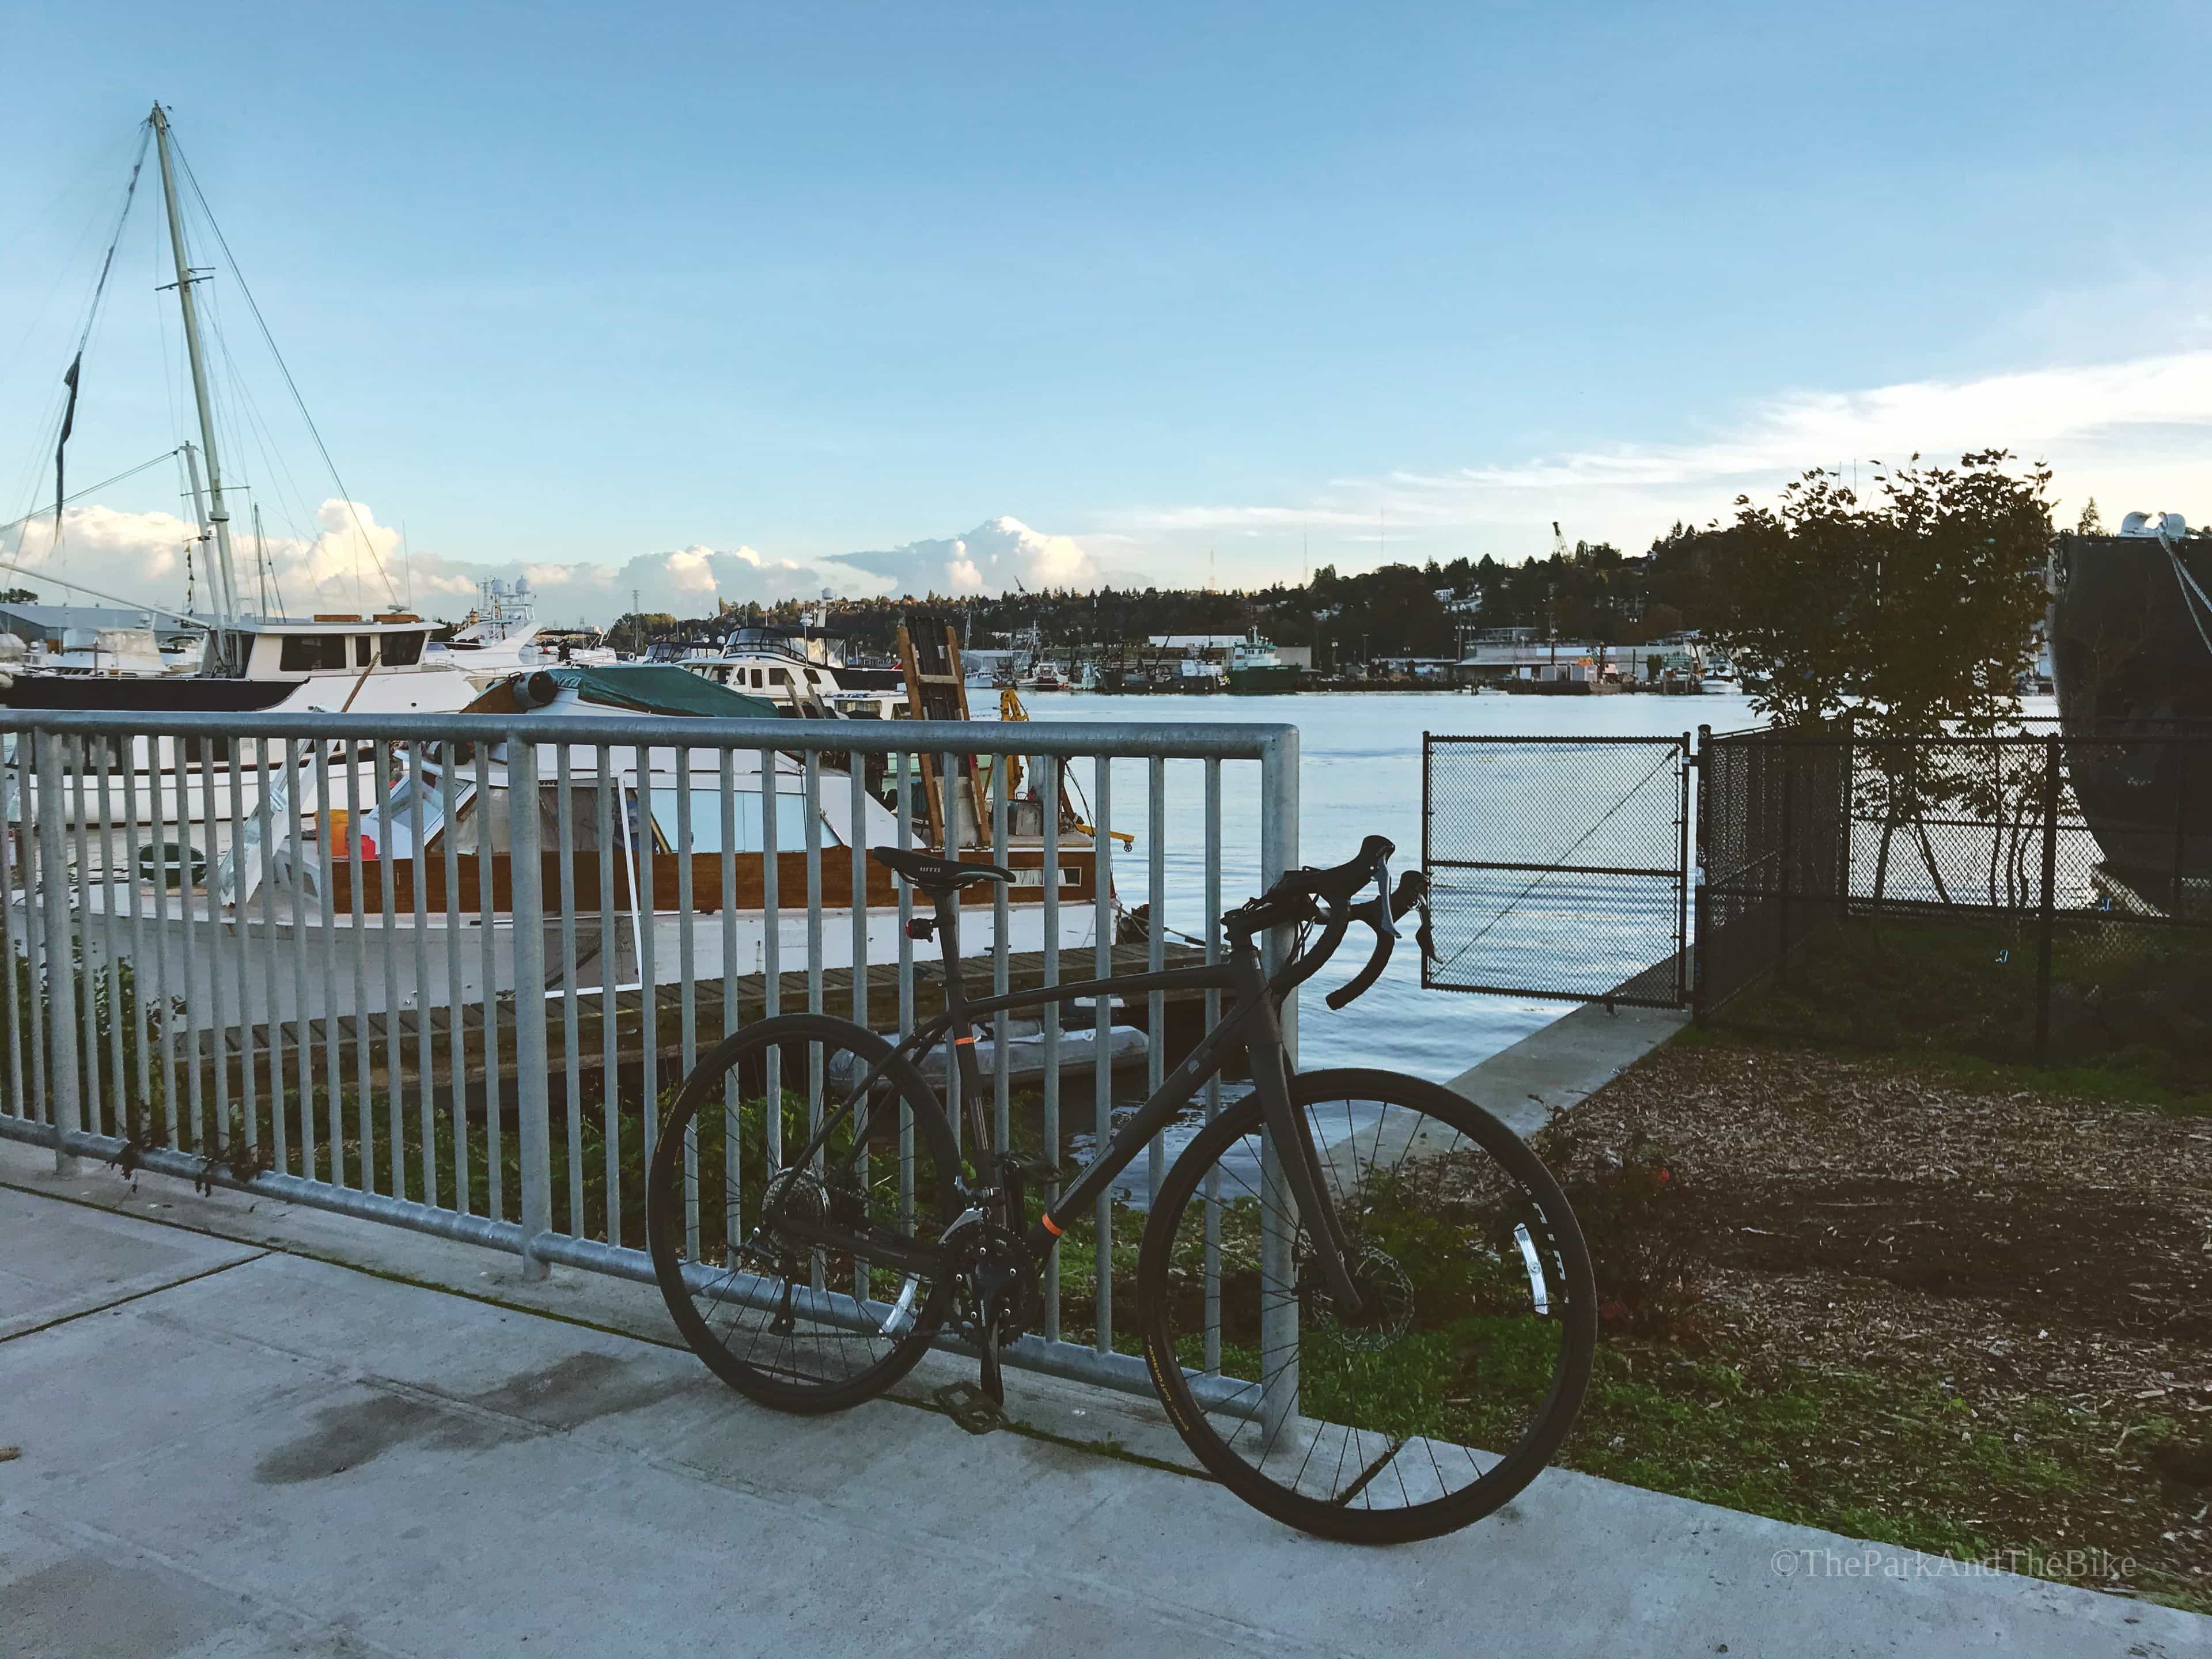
[646,1013,961,1413]
[1138,1067,1595,1542]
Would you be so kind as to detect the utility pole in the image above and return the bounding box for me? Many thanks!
[151,105,241,665]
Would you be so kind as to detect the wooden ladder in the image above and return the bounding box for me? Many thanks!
[896,615,987,850]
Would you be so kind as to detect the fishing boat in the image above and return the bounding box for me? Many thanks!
[1225,630,1301,694]
[2047,513,2212,891]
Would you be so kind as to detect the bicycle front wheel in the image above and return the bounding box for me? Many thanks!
[1138,1067,1595,1542]
[647,1013,961,1414]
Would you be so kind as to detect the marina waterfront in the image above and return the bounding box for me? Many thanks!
[1012,688,2060,1088]
[1013,689,1749,1086]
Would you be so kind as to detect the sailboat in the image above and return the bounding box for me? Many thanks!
[4,106,477,823]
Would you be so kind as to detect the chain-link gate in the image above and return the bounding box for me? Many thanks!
[1421,734,1692,1007]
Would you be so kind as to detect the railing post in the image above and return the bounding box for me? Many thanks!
[507,733,553,1280]
[32,731,81,1175]
[2033,734,2061,1065]
[1257,726,1300,1441]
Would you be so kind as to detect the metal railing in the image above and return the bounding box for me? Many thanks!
[0,708,1299,1403]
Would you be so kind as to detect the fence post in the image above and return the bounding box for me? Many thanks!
[1774,740,1795,984]
[507,733,553,1281]
[1691,725,1711,1021]
[1256,725,1300,1442]
[32,732,81,1175]
[2033,734,2060,1065]
[2174,749,2193,916]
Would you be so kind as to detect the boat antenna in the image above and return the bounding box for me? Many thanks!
[51,122,153,546]
[151,105,243,662]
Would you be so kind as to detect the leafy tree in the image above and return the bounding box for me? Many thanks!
[1710,451,2055,899]
[2075,497,2103,535]
[0,587,37,604]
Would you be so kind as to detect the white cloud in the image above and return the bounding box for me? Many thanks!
[1119,349,2212,554]
[828,516,1100,597]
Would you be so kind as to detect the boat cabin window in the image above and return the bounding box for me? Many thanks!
[381,630,425,667]
[768,668,790,686]
[355,635,374,667]
[647,789,823,853]
[279,633,351,672]
[804,668,822,684]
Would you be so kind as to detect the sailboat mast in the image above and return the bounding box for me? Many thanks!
[150,105,241,660]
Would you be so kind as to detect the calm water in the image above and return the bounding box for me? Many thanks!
[986,688,1759,1085]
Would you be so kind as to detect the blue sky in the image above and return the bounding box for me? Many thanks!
[4,2,2209,619]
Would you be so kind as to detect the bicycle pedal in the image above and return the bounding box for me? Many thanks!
[931,1381,1004,1436]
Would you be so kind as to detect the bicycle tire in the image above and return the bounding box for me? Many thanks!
[647,1013,961,1414]
[1137,1066,1596,1543]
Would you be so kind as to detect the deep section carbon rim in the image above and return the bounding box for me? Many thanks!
[647,1014,960,1411]
[1139,1067,1596,1540]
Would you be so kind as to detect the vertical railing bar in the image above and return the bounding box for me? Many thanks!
[1257,728,1301,1437]
[474,741,503,1219]
[150,737,176,1147]
[314,743,340,1184]
[1,747,30,1124]
[806,750,825,1295]
[177,740,203,1152]
[33,733,81,1172]
[71,747,104,1140]
[506,733,552,1282]
[198,740,229,1161]
[635,741,657,1171]
[374,742,403,1194]
[1203,755,1222,1374]
[937,749,957,1160]
[595,747,618,1244]
[1092,753,1113,1354]
[341,741,370,1190]
[759,747,780,1179]
[439,750,467,1213]
[255,737,286,1176]
[677,747,699,1260]
[23,737,50,1131]
[96,748,127,1141]
[556,743,583,1237]
[1040,752,1060,1343]
[283,740,312,1179]
[721,747,739,1260]
[1146,754,1165,1205]
[849,756,870,1304]
[991,742,1010,1162]
[223,741,253,1157]
[891,750,910,1231]
[408,741,434,1206]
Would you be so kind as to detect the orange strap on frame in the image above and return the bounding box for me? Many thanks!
[1039,1213,1064,1238]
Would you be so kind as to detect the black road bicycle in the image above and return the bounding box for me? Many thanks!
[646,835,1595,1542]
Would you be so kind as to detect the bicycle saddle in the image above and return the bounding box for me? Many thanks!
[869,847,1016,891]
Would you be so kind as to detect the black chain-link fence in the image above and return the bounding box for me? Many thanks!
[1695,722,2211,1084]
[1423,734,1691,1006]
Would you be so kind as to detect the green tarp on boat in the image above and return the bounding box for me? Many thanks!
[467,664,783,721]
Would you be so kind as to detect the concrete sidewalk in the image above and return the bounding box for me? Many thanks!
[1,1149,2200,1658]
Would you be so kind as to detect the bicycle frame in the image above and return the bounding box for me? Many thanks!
[778,882,1364,1307]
